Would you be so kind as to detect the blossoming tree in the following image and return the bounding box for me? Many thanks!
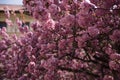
[0,0,120,80]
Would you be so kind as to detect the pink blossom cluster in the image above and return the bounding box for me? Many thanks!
[0,0,120,80]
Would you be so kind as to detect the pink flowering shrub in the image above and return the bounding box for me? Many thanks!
[0,0,120,80]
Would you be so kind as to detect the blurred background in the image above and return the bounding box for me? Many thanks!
[0,0,23,5]
[0,0,34,34]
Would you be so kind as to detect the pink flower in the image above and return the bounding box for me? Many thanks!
[44,18,56,29]
[58,39,66,49]
[110,53,120,60]
[110,30,120,42]
[48,4,60,15]
[103,75,114,80]
[88,27,100,37]
[4,6,10,18]
[60,14,75,27]
[109,61,119,70]
[5,19,13,26]
[16,18,22,27]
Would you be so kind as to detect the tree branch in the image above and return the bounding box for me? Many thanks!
[58,66,100,78]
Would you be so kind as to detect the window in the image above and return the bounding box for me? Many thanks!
[22,22,30,27]
[0,22,7,28]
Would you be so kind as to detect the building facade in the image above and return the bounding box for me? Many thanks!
[0,4,34,33]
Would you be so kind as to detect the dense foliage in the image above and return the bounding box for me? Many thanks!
[0,0,120,80]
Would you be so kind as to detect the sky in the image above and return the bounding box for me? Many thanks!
[0,0,23,5]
